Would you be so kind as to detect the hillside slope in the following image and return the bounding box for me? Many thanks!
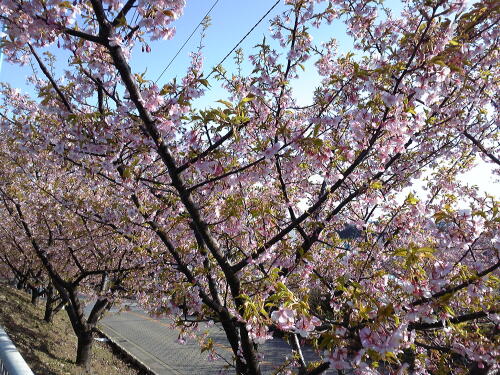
[0,283,142,375]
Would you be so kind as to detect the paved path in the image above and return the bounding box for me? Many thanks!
[97,305,336,375]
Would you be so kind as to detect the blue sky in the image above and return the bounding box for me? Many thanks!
[1,0,359,105]
[1,1,407,104]
[135,0,351,107]
[0,0,497,195]
[3,1,294,92]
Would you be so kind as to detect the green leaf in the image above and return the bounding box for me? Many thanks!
[416,247,435,257]
[393,248,408,257]
[240,94,256,104]
[406,193,419,205]
[433,211,448,223]
[217,100,233,109]
[199,79,210,88]
[116,15,127,27]
[160,85,171,95]
[122,167,132,179]
[58,1,73,9]
[313,123,321,137]
[406,107,417,115]
[443,305,455,317]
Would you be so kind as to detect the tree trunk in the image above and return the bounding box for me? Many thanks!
[44,300,54,322]
[239,324,262,375]
[76,331,93,370]
[469,362,490,375]
[30,287,40,305]
[44,285,54,322]
[61,288,104,373]
[31,292,39,305]
[220,314,247,374]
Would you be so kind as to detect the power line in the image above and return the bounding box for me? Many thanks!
[155,0,220,83]
[155,0,281,85]
[0,24,5,74]
[207,0,280,79]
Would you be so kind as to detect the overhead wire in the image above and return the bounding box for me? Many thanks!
[155,0,220,83]
[0,24,5,74]
[206,0,281,79]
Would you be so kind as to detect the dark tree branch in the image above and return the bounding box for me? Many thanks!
[463,131,500,165]
[176,123,247,173]
[409,309,498,330]
[28,44,73,112]
[63,28,103,44]
[411,260,500,306]
[112,0,137,26]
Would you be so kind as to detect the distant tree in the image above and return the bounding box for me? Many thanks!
[0,148,148,370]
[0,0,498,374]
[0,227,45,303]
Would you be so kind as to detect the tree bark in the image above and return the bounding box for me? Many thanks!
[44,296,65,323]
[44,284,57,322]
[44,299,54,322]
[238,324,262,375]
[66,294,109,370]
[76,331,93,370]
[469,362,490,375]
[29,285,41,305]
[31,291,39,305]
[219,317,247,374]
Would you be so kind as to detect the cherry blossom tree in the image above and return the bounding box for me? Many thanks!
[0,0,498,374]
[0,143,150,369]
[0,226,46,302]
[0,214,66,321]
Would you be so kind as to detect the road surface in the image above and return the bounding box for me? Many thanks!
[97,304,336,375]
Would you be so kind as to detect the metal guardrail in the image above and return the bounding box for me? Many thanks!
[0,327,34,375]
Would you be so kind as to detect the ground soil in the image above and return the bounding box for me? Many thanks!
[0,283,143,375]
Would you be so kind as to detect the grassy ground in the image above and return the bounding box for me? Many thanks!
[0,283,143,375]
